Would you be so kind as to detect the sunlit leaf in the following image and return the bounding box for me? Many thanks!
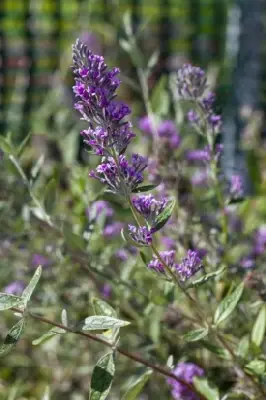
[22,266,42,304]
[193,377,219,400]
[183,328,208,342]
[244,359,266,376]
[187,266,226,288]
[122,369,153,400]
[251,304,266,348]
[0,318,25,357]
[89,352,115,400]
[0,294,23,311]
[214,283,244,326]
[81,316,130,332]
[92,298,117,318]
[32,327,66,346]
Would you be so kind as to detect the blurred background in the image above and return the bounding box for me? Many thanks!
[1,0,266,189]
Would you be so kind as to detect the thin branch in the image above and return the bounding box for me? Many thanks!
[11,307,206,400]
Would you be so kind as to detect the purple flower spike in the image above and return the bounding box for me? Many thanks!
[148,250,178,274]
[128,225,152,246]
[31,253,51,268]
[176,250,203,281]
[186,147,211,163]
[168,362,204,400]
[177,64,207,99]
[254,226,266,255]
[230,174,243,199]
[103,222,123,238]
[86,200,114,220]
[132,194,168,228]
[158,120,181,149]
[138,115,153,136]
[90,154,147,195]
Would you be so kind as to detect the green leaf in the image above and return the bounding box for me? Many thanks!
[244,359,266,376]
[193,377,219,400]
[119,39,132,53]
[22,266,42,304]
[0,318,25,357]
[80,316,130,332]
[214,283,244,326]
[122,369,153,400]
[237,335,250,360]
[31,154,45,180]
[89,352,115,400]
[0,293,23,311]
[9,155,27,182]
[32,327,66,346]
[0,136,13,154]
[251,304,266,348]
[147,50,160,70]
[132,184,159,193]
[187,266,226,288]
[153,198,176,232]
[16,132,31,158]
[92,298,117,318]
[201,341,231,360]
[139,251,149,266]
[123,10,133,37]
[150,75,170,117]
[183,328,208,342]
[43,179,57,214]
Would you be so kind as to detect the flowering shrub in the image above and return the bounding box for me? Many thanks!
[1,22,266,400]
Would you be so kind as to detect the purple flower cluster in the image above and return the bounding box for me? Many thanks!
[229,174,243,199]
[147,249,203,281]
[177,64,221,134]
[89,154,147,195]
[86,200,114,220]
[167,362,204,400]
[132,194,168,230]
[254,226,266,256]
[187,144,223,164]
[128,225,152,246]
[4,280,25,295]
[176,250,203,281]
[148,250,177,274]
[138,117,180,149]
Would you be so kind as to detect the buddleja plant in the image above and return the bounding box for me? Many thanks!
[1,29,266,399]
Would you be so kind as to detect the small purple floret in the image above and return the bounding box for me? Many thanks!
[167,362,204,400]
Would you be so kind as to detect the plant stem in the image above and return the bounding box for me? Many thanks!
[11,307,206,400]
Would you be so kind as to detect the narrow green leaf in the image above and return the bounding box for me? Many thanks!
[132,184,159,193]
[31,154,44,179]
[123,10,133,37]
[201,340,231,360]
[237,335,250,359]
[44,179,57,214]
[16,132,31,157]
[244,359,266,376]
[89,352,115,400]
[193,377,219,400]
[153,198,176,232]
[119,39,132,53]
[81,316,130,332]
[0,293,23,311]
[183,328,208,342]
[251,304,266,348]
[187,266,226,288]
[139,251,149,266]
[61,309,68,326]
[32,327,65,346]
[22,266,42,304]
[0,318,25,357]
[0,137,13,154]
[9,155,27,182]
[122,369,153,400]
[214,283,244,326]
[147,50,160,70]
[92,298,117,318]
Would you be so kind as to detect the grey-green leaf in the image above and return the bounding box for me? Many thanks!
[32,327,66,346]
[0,293,23,311]
[214,283,244,326]
[251,304,266,348]
[22,266,42,304]
[183,328,208,342]
[132,184,159,193]
[92,298,117,318]
[81,316,130,332]
[153,198,176,232]
[63,222,85,251]
[89,352,115,400]
[0,318,25,357]
[0,136,13,154]
[44,179,57,214]
[122,369,153,400]
[187,266,226,288]
[245,359,266,376]
[193,377,220,400]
